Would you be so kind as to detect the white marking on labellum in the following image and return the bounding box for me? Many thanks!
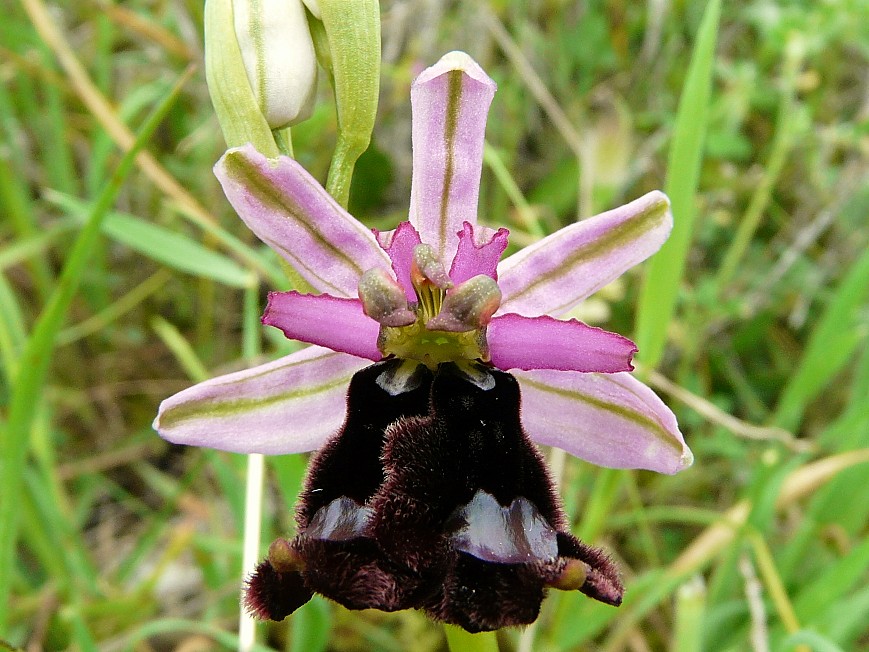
[305,496,373,541]
[452,490,558,563]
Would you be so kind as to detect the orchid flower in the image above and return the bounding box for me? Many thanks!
[154,51,692,632]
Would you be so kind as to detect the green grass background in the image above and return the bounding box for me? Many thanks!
[2,0,868,650]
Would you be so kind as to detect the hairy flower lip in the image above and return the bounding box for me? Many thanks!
[251,362,626,630]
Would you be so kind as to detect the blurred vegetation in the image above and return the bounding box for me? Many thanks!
[1,0,868,650]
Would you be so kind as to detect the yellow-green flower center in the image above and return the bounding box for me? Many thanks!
[378,279,488,368]
[360,244,501,369]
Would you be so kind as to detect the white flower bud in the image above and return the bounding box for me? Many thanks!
[233,0,318,129]
[300,0,321,19]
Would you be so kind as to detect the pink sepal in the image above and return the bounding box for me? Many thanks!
[515,369,693,474]
[154,347,367,454]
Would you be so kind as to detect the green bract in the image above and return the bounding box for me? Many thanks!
[310,0,380,206]
[204,0,279,155]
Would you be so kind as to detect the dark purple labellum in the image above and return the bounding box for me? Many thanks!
[246,359,433,618]
[246,360,624,632]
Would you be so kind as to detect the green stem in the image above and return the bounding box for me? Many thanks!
[273,127,294,158]
[444,626,499,652]
[326,132,366,209]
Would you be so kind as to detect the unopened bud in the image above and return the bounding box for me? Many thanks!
[233,0,318,129]
[204,0,278,155]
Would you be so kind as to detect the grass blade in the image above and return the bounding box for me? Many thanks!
[46,191,255,289]
[444,627,499,652]
[772,244,869,431]
[634,0,722,370]
[0,66,193,634]
[673,576,707,652]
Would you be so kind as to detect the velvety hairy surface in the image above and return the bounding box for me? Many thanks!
[370,364,565,568]
[425,552,555,632]
[556,532,624,607]
[246,361,624,632]
[297,359,434,522]
[244,558,312,621]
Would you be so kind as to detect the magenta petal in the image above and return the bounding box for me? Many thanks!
[375,222,422,303]
[514,369,692,474]
[262,292,382,361]
[154,347,366,454]
[409,52,496,265]
[486,314,636,373]
[449,222,509,285]
[215,145,389,297]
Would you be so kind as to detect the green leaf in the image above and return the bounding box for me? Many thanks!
[0,273,27,381]
[444,626,499,652]
[0,68,192,634]
[793,537,869,622]
[673,577,707,652]
[634,0,721,370]
[773,244,869,431]
[781,630,846,652]
[290,597,331,652]
[46,191,255,288]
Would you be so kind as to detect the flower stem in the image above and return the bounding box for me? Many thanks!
[444,625,499,652]
[239,281,264,652]
[239,453,265,652]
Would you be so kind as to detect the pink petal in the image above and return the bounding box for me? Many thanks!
[497,191,673,316]
[262,291,382,361]
[486,313,636,373]
[375,221,422,303]
[515,369,693,474]
[448,222,509,285]
[154,346,366,454]
[408,52,496,266]
[215,144,389,297]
